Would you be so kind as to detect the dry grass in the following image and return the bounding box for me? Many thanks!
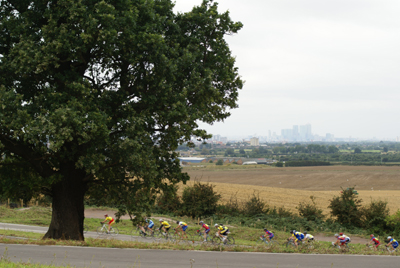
[181,165,400,215]
[184,165,400,191]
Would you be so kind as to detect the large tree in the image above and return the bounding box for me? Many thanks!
[0,0,243,240]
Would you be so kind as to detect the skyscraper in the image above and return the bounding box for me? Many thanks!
[299,124,312,141]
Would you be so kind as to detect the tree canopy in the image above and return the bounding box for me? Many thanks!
[0,0,243,240]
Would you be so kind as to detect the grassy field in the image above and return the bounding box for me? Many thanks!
[182,165,400,215]
[183,165,400,191]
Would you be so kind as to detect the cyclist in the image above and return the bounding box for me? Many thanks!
[304,231,314,242]
[262,228,274,242]
[215,224,230,244]
[199,221,210,242]
[101,214,115,234]
[333,233,351,248]
[340,232,350,240]
[289,230,304,247]
[158,219,171,235]
[175,220,189,239]
[140,217,154,236]
[368,234,380,250]
[386,236,399,250]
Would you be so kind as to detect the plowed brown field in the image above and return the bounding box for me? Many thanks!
[182,165,400,214]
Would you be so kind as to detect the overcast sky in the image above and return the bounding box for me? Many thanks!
[174,0,400,140]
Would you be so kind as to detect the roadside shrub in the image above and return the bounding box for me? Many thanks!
[268,206,294,218]
[328,187,363,227]
[216,192,241,216]
[180,181,221,217]
[297,196,325,221]
[154,185,182,214]
[385,210,400,235]
[242,191,268,216]
[362,199,390,232]
[216,159,224,165]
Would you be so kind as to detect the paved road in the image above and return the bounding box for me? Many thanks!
[1,243,400,268]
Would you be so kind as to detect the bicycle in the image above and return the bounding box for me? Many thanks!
[366,244,385,252]
[96,222,119,236]
[172,227,194,244]
[384,245,398,253]
[331,242,351,252]
[154,229,175,242]
[256,235,279,246]
[285,238,313,249]
[285,238,300,248]
[131,224,156,240]
[193,229,211,243]
[211,232,235,246]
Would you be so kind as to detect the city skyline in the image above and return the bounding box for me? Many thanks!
[208,122,399,142]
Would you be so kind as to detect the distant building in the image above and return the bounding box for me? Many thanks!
[243,161,257,165]
[212,134,221,141]
[281,129,292,140]
[178,157,205,164]
[250,137,259,146]
[299,124,312,140]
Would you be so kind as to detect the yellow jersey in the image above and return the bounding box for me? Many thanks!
[218,226,228,232]
[160,221,170,228]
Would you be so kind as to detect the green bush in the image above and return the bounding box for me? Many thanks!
[275,162,284,167]
[362,199,390,232]
[180,182,221,217]
[215,159,224,165]
[385,210,400,234]
[242,192,268,216]
[216,192,241,216]
[154,185,182,215]
[268,206,294,218]
[328,187,363,227]
[297,196,325,221]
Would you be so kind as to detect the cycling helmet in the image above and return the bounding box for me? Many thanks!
[370,234,374,237]
[334,233,339,237]
[199,221,204,224]
[339,232,343,236]
[388,236,392,239]
[214,224,219,227]
[290,230,295,234]
[304,231,308,234]
[159,219,163,222]
[263,228,268,231]
[176,221,179,224]
[104,214,108,217]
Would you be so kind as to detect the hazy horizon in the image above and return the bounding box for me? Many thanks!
[174,0,400,140]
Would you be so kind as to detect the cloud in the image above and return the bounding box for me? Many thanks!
[175,0,400,140]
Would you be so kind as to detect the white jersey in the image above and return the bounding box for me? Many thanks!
[305,234,314,239]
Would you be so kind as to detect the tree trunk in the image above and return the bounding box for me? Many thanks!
[44,167,86,240]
